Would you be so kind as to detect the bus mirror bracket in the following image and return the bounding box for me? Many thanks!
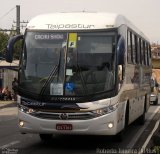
[6,35,23,63]
[117,36,125,65]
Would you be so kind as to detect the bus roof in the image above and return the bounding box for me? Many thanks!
[27,12,149,40]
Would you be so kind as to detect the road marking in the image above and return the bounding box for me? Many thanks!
[0,141,20,149]
[138,120,160,154]
[127,106,160,148]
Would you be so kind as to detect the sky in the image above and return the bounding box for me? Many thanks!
[0,0,160,44]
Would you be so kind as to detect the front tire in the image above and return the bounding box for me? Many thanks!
[116,129,125,142]
[116,102,129,142]
[39,134,53,142]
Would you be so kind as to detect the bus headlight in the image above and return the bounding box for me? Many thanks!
[19,105,35,114]
[91,103,118,117]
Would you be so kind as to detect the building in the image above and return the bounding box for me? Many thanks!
[0,60,18,93]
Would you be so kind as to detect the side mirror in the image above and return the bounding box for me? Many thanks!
[117,36,125,65]
[6,35,23,63]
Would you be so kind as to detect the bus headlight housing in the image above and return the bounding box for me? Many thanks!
[91,103,118,117]
[19,105,35,114]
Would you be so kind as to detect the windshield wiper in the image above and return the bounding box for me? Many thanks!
[39,51,61,97]
[39,65,58,96]
[77,65,88,95]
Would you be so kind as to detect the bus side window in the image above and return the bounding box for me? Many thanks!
[117,36,125,65]
[139,38,142,64]
[142,40,145,65]
[132,33,136,64]
[134,35,138,64]
[117,35,125,90]
[148,45,152,66]
[140,39,144,65]
[127,31,132,64]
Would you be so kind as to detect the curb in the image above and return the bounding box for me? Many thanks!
[0,101,17,110]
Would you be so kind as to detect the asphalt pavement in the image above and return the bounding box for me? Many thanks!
[0,100,17,109]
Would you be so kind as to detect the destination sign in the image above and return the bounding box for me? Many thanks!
[34,34,64,40]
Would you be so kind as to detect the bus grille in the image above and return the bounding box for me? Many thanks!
[31,111,95,120]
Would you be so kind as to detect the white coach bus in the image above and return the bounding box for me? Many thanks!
[6,12,152,141]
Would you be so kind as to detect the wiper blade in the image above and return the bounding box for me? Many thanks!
[60,104,89,110]
[77,65,88,94]
[39,50,61,97]
[39,65,58,96]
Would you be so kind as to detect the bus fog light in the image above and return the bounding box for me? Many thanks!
[108,122,114,128]
[19,120,24,127]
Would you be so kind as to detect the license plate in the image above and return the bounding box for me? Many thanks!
[56,124,72,130]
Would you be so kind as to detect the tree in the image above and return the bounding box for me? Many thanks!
[0,31,9,59]
[0,30,22,60]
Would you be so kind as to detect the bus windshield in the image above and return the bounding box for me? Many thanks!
[19,31,116,97]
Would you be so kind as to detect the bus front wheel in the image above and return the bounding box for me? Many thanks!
[116,102,129,142]
[39,134,53,142]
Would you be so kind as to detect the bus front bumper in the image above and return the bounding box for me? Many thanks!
[18,109,124,136]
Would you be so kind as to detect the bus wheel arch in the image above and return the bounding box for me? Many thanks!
[39,134,53,142]
[115,100,129,142]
